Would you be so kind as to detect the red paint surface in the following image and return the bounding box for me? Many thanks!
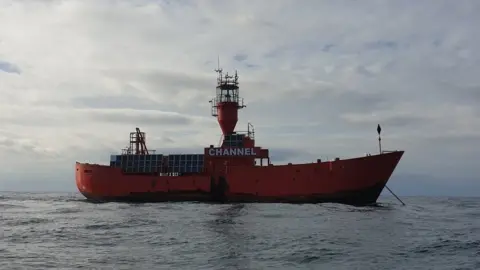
[216,102,238,135]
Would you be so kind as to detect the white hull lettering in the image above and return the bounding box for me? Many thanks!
[208,148,257,156]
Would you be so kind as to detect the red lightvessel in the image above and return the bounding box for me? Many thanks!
[75,68,404,206]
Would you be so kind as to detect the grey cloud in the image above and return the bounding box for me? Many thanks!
[246,86,391,124]
[356,65,375,77]
[322,44,335,52]
[340,113,431,129]
[91,110,194,126]
[439,83,480,108]
[330,91,390,112]
[421,134,480,152]
[459,86,480,102]
[139,70,213,92]
[72,95,162,110]
[0,137,15,148]
[0,105,211,129]
[153,136,175,144]
[233,53,248,62]
[0,134,58,157]
[102,69,214,100]
[379,116,428,128]
[246,63,260,69]
[0,60,20,74]
[364,40,398,51]
[0,112,67,127]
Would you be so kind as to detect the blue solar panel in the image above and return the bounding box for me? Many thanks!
[147,154,204,174]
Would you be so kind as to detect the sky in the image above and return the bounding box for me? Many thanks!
[0,0,479,196]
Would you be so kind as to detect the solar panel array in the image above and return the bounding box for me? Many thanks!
[223,134,244,147]
[168,154,204,173]
[109,154,205,174]
[110,154,165,173]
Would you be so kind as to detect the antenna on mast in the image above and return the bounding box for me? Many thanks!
[214,55,223,86]
[215,55,222,73]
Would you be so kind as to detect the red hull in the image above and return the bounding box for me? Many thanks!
[76,151,403,206]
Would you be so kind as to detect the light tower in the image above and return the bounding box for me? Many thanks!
[209,67,245,135]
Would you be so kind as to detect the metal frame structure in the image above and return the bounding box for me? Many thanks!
[121,128,154,155]
[209,68,246,117]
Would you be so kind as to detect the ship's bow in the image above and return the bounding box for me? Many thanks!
[355,150,404,205]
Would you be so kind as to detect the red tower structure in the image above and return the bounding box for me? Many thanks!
[209,67,245,135]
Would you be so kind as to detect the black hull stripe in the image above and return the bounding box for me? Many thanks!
[80,182,385,207]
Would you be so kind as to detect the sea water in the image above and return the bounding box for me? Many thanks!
[1,192,479,269]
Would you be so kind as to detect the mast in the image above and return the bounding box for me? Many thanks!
[122,127,150,155]
[209,66,245,135]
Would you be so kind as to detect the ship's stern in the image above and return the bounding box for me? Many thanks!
[75,162,102,201]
